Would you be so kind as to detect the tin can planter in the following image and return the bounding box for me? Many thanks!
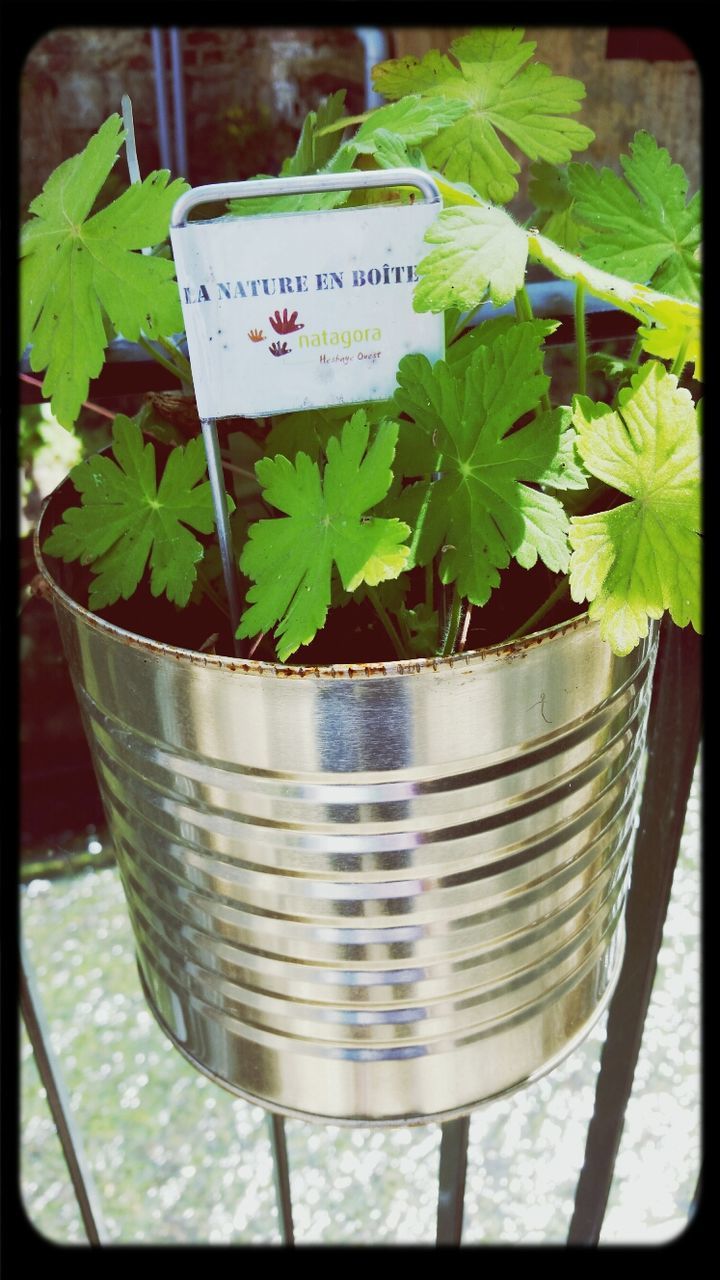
[35,490,657,1126]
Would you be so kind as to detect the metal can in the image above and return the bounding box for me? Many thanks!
[36,496,657,1124]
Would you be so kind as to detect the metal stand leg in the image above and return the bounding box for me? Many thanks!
[268,1113,294,1245]
[436,1115,471,1245]
[20,943,108,1245]
[568,619,702,1244]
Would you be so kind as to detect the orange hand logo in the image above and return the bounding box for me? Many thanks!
[269,309,304,335]
[248,329,265,342]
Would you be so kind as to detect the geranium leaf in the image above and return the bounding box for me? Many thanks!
[286,90,349,175]
[263,401,394,462]
[528,161,583,251]
[42,416,227,610]
[568,132,701,301]
[365,131,427,171]
[228,93,464,218]
[399,600,441,656]
[350,94,470,153]
[569,362,701,654]
[228,92,354,216]
[20,114,189,430]
[392,322,586,606]
[446,314,560,379]
[637,295,702,380]
[373,28,594,203]
[414,203,529,312]
[529,159,572,213]
[528,231,701,374]
[230,93,468,216]
[238,411,411,661]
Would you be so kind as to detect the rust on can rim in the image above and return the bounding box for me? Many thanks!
[34,493,593,681]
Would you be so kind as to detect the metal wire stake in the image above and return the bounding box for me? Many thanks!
[200,417,244,657]
[20,942,109,1245]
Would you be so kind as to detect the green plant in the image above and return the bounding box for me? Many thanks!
[23,27,702,663]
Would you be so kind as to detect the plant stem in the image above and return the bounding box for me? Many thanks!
[440,587,463,657]
[137,335,187,386]
[367,588,407,660]
[247,631,266,659]
[611,332,645,408]
[514,285,534,324]
[405,450,443,613]
[574,280,587,396]
[425,558,434,614]
[507,577,571,642]
[514,286,552,412]
[219,453,259,484]
[156,334,193,385]
[447,301,485,346]
[396,608,413,654]
[314,110,372,137]
[194,572,231,622]
[671,335,690,378]
[626,332,644,369]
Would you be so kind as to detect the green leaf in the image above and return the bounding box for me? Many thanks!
[226,431,266,511]
[190,506,251,610]
[392,317,559,493]
[373,28,594,203]
[445,314,558,379]
[42,416,227,610]
[238,411,411,661]
[284,90,349,175]
[399,600,441,656]
[637,295,702,380]
[529,160,572,214]
[422,167,701,375]
[528,230,701,372]
[569,362,701,655]
[228,92,354,216]
[585,352,637,381]
[392,322,585,605]
[528,161,583,251]
[568,132,701,301]
[263,400,394,463]
[20,114,189,429]
[365,131,427,171]
[230,93,467,215]
[350,94,470,154]
[529,407,589,491]
[414,203,529,312]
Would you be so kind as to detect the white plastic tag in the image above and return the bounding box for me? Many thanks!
[170,200,444,419]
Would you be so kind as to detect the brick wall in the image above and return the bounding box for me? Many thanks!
[20,27,366,210]
[20,25,701,215]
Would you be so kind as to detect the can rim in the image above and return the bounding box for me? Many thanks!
[34,480,595,680]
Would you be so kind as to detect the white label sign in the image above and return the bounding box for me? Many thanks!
[170,201,444,420]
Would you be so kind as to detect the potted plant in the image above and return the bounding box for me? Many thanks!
[23,28,701,1125]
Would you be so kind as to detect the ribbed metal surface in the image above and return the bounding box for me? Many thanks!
[38,525,657,1123]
